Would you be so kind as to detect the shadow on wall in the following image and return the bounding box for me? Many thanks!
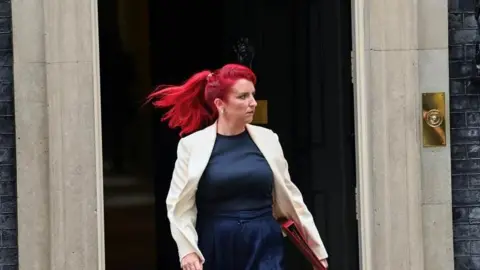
[450,0,480,269]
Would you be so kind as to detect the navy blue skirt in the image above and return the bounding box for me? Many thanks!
[196,206,285,270]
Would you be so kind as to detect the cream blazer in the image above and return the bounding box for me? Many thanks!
[166,122,328,263]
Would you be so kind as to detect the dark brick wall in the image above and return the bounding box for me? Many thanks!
[0,0,17,269]
[449,1,480,269]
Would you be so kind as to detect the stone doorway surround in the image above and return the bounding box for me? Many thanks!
[352,0,454,269]
[10,0,454,269]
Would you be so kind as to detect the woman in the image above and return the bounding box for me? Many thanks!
[147,64,328,270]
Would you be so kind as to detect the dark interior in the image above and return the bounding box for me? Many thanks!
[99,0,358,269]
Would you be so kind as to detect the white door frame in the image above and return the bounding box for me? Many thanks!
[351,0,373,268]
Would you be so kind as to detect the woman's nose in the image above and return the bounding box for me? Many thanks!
[250,97,257,107]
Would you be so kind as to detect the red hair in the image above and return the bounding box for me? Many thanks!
[146,63,257,136]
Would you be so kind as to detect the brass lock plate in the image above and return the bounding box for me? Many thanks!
[252,100,268,125]
[422,92,447,147]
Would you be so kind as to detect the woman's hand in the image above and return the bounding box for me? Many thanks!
[181,253,202,270]
[320,258,328,269]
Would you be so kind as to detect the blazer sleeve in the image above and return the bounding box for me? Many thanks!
[166,138,204,263]
[272,132,329,260]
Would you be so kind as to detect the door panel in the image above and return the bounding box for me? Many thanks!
[149,0,358,269]
[221,1,358,269]
[310,1,359,269]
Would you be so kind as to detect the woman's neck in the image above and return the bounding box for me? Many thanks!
[216,117,246,136]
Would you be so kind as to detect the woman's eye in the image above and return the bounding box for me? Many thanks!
[238,92,254,99]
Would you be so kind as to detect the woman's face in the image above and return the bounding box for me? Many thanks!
[216,79,257,124]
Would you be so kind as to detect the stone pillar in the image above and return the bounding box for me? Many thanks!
[12,0,50,268]
[417,1,454,269]
[12,0,105,269]
[353,0,453,269]
[368,1,425,267]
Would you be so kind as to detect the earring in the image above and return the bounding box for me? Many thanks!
[221,108,225,114]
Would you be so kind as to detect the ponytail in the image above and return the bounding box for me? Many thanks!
[147,63,257,136]
[146,70,214,136]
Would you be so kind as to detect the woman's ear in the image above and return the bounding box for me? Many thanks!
[213,98,224,113]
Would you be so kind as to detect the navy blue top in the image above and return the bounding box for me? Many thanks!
[196,130,274,214]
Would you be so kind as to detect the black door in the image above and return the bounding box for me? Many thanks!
[149,1,358,269]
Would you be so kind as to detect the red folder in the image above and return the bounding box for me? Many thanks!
[280,219,327,270]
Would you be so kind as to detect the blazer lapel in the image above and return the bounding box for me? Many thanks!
[246,125,279,174]
[247,125,290,219]
[188,123,217,182]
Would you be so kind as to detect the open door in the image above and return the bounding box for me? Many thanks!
[149,0,358,269]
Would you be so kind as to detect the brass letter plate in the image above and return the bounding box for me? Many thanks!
[252,100,268,125]
[422,92,447,147]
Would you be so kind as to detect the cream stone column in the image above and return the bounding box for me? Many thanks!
[417,0,454,269]
[353,0,454,269]
[12,0,50,268]
[12,0,105,269]
[354,0,425,268]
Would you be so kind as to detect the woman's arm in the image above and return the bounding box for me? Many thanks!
[166,138,204,263]
[273,132,329,261]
